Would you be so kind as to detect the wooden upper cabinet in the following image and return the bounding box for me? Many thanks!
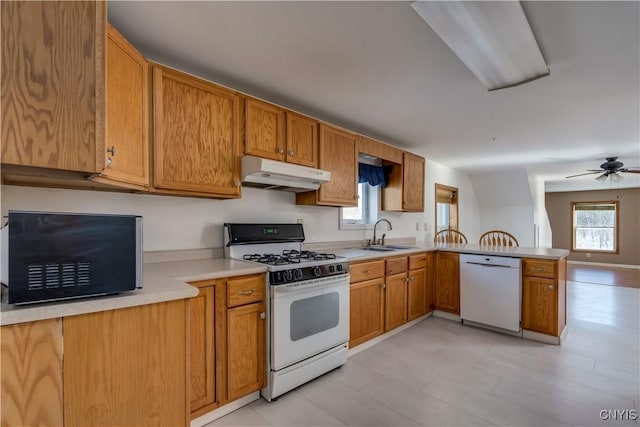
[245,98,285,161]
[152,65,241,198]
[1,319,63,427]
[434,252,460,314]
[357,135,402,164]
[286,112,318,167]
[296,124,358,207]
[402,152,425,211]
[95,23,149,189]
[1,1,105,172]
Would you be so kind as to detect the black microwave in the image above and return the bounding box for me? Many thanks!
[1,211,143,305]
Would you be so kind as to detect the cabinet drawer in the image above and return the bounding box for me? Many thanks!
[350,260,385,282]
[386,256,408,276]
[227,275,265,307]
[523,259,557,279]
[409,253,427,270]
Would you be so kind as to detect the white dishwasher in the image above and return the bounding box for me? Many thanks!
[460,254,522,334]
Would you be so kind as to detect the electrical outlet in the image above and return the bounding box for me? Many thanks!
[415,222,420,231]
[297,218,304,224]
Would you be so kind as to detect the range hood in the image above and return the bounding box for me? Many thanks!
[241,156,331,192]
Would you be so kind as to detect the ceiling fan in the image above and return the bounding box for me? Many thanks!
[566,157,640,182]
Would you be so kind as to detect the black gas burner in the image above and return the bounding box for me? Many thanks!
[243,253,302,265]
[282,250,337,261]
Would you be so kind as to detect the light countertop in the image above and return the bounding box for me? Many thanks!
[1,258,267,326]
[335,243,569,262]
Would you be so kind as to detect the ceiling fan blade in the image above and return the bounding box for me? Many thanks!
[565,171,602,178]
[620,169,640,174]
[586,169,604,172]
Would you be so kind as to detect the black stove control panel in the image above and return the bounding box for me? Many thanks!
[269,262,350,285]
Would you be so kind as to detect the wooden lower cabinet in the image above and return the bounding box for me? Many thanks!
[426,252,436,312]
[64,300,188,427]
[384,272,408,331]
[190,286,217,413]
[1,318,63,427]
[349,277,385,347]
[227,302,266,401]
[188,273,266,419]
[522,257,567,337]
[407,267,427,321]
[434,252,460,314]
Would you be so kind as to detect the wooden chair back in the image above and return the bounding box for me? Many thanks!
[434,229,468,244]
[479,230,519,247]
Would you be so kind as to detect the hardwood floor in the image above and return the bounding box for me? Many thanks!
[207,280,639,427]
[568,264,640,289]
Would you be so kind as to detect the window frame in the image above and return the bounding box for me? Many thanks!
[570,200,620,254]
[339,182,379,230]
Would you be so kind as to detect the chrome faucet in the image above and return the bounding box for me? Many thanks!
[372,218,392,246]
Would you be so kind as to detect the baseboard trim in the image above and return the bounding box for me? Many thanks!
[348,312,432,357]
[522,328,565,345]
[190,392,260,427]
[432,310,462,322]
[568,260,640,270]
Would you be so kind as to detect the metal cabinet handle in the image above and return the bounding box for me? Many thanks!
[107,146,116,156]
[405,277,410,283]
[238,289,255,296]
[106,157,112,167]
[410,276,415,281]
[381,283,386,289]
[532,267,545,271]
[234,180,242,187]
[259,312,266,320]
[288,150,294,155]
[548,285,555,291]
[364,269,371,274]
[277,147,284,154]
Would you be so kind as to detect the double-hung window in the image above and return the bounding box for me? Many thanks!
[571,201,619,253]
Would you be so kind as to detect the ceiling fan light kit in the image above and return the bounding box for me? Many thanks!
[565,157,640,182]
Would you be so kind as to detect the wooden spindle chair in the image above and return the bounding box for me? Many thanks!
[434,229,468,244]
[478,230,519,247]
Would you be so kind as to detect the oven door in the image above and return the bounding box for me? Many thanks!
[270,274,350,371]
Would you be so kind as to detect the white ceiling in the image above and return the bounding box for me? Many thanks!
[108,1,640,193]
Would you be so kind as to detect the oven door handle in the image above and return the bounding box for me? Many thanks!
[273,277,350,295]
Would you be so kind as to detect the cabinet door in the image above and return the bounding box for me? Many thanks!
[426,253,436,312]
[189,286,216,413]
[64,301,187,427]
[153,66,241,197]
[434,252,460,314]
[385,273,408,331]
[286,112,318,167]
[350,277,385,348]
[98,23,149,188]
[227,302,265,401]
[1,318,63,427]
[402,152,425,211]
[1,1,105,172]
[245,98,284,161]
[522,276,558,336]
[317,124,358,206]
[407,268,427,321]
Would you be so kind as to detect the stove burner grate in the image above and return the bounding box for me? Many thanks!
[282,250,337,261]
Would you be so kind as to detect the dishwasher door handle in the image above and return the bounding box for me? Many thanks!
[464,261,513,269]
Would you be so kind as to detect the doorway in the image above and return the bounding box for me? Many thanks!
[435,183,459,232]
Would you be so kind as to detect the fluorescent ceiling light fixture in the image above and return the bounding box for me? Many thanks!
[411,1,550,91]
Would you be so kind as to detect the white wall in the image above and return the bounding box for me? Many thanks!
[1,159,479,252]
[469,169,535,247]
[528,174,553,248]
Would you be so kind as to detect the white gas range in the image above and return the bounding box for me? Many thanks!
[224,223,350,401]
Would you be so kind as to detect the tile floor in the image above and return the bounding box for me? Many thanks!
[207,279,640,427]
